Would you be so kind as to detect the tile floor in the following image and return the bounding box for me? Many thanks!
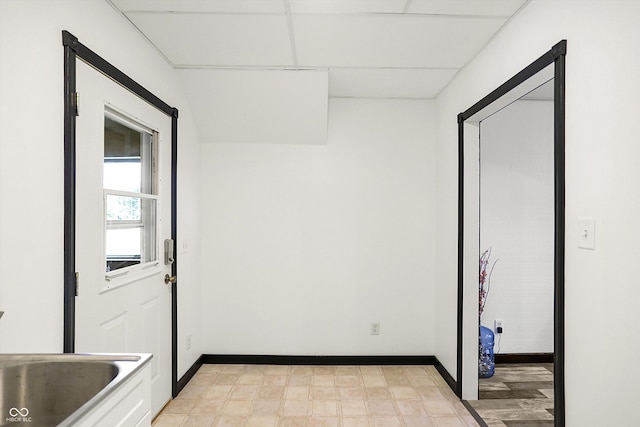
[467,364,554,427]
[152,364,481,427]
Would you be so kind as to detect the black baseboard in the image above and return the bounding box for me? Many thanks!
[462,400,489,427]
[433,357,457,394]
[495,353,554,364]
[176,354,460,400]
[175,354,203,396]
[201,354,436,366]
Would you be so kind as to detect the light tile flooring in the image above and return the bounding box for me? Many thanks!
[467,364,554,427]
[152,364,481,427]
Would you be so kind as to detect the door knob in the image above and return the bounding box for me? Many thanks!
[164,274,177,284]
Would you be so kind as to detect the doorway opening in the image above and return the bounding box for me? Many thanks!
[472,74,556,425]
[62,31,181,400]
[455,40,566,426]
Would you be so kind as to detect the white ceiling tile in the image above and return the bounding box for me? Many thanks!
[329,68,457,99]
[407,0,528,16]
[112,0,285,13]
[291,0,407,14]
[126,12,294,66]
[110,0,531,99]
[295,14,507,68]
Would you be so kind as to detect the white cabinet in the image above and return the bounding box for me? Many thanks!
[71,357,152,427]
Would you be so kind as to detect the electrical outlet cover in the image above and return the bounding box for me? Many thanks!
[371,322,380,335]
[578,217,595,250]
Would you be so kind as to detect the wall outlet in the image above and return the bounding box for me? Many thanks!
[371,322,380,335]
[494,319,504,334]
[186,333,191,350]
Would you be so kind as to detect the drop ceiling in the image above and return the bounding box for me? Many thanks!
[110,0,529,99]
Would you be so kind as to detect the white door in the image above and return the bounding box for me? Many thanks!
[75,60,173,416]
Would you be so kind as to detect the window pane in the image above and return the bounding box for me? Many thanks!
[104,161,141,193]
[105,228,140,272]
[104,115,153,194]
[106,194,141,222]
[105,196,157,272]
[106,228,141,256]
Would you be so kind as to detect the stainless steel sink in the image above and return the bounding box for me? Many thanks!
[0,354,150,426]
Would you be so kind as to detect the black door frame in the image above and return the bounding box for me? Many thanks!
[456,40,566,426]
[62,31,181,397]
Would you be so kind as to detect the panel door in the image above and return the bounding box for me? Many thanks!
[75,59,173,417]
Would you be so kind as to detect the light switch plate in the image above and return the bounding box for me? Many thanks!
[578,217,595,250]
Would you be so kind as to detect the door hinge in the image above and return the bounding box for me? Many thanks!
[74,272,79,296]
[72,92,79,116]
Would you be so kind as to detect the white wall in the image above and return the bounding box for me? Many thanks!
[178,69,329,145]
[436,0,640,424]
[201,98,436,355]
[480,99,554,354]
[0,0,202,378]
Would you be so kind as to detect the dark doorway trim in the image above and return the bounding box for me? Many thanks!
[62,31,181,397]
[456,40,566,426]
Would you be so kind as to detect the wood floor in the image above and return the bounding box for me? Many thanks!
[466,364,554,427]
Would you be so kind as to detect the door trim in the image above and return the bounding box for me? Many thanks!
[62,31,181,397]
[455,40,566,426]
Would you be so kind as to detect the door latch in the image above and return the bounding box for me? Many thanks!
[164,239,175,265]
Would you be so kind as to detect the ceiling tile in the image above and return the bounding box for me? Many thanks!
[295,14,507,68]
[125,12,294,66]
[291,0,407,14]
[112,0,285,13]
[407,0,528,16]
[329,68,458,99]
[110,0,531,99]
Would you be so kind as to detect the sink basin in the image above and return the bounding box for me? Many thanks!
[1,361,117,426]
[0,354,151,427]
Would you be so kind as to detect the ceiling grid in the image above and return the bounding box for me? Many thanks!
[109,0,530,99]
[283,0,300,69]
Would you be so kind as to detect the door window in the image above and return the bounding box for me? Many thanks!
[103,110,158,276]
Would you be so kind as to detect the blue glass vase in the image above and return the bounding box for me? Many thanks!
[479,325,495,378]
